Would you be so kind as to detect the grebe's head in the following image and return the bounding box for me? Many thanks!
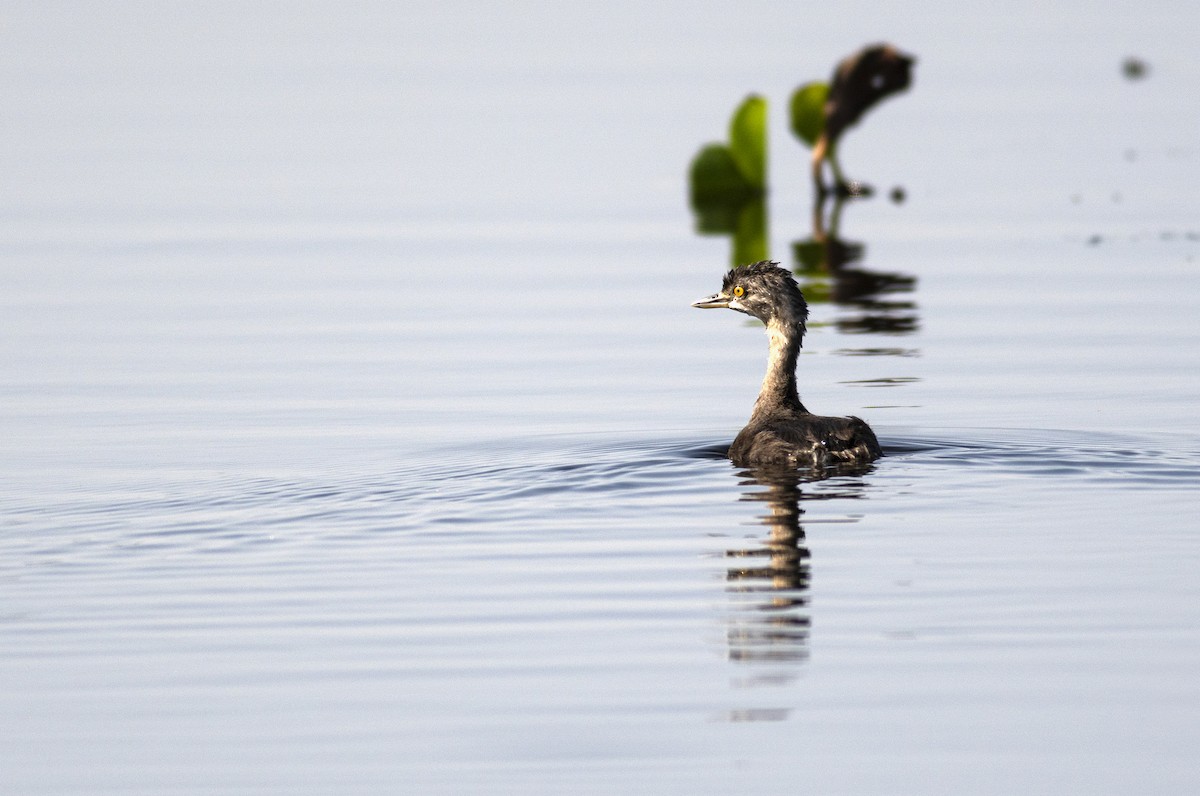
[692,260,809,330]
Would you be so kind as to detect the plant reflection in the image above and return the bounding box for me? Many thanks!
[793,190,919,338]
[690,194,768,271]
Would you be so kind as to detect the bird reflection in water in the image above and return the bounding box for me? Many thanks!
[725,470,811,668]
[722,465,870,705]
[719,465,871,722]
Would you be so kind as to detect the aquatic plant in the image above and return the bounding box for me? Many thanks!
[789,43,914,197]
[689,94,767,202]
[687,45,915,269]
[788,82,829,150]
[688,95,769,265]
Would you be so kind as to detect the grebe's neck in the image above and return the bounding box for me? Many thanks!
[754,315,806,414]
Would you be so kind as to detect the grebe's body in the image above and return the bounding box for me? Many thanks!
[693,260,882,468]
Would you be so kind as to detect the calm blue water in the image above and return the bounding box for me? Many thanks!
[3,3,1200,793]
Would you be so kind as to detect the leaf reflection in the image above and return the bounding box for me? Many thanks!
[793,190,920,339]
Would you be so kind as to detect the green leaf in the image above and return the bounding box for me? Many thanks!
[789,82,828,148]
[728,94,768,190]
[689,143,756,213]
[686,97,769,261]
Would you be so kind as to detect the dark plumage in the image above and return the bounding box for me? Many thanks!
[692,260,882,469]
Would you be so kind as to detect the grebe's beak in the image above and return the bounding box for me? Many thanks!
[692,292,730,309]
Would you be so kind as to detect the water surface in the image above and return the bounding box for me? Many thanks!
[3,3,1200,793]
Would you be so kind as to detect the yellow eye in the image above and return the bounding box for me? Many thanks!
[732,285,745,298]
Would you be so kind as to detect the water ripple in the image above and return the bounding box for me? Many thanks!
[882,427,1200,488]
[4,428,1197,566]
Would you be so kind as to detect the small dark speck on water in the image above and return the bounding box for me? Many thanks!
[1122,56,1149,80]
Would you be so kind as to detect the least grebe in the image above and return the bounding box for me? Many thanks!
[693,260,882,468]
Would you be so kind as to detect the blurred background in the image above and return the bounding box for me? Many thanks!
[3,3,1199,794]
[5,1,1198,461]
